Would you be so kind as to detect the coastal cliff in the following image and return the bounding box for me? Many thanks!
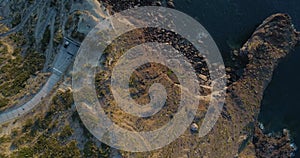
[0,0,299,157]
[219,13,299,157]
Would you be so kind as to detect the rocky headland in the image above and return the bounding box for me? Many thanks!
[197,13,300,158]
[0,0,299,157]
[95,9,300,157]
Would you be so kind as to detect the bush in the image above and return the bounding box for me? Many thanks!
[0,97,8,108]
[83,141,98,157]
[59,125,73,140]
[33,136,80,157]
[0,50,45,98]
[51,90,74,112]
[22,119,33,133]
[0,136,10,144]
[13,147,34,158]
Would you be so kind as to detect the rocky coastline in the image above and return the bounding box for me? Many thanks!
[0,0,299,157]
[225,13,300,157]
[254,123,298,157]
[96,1,300,157]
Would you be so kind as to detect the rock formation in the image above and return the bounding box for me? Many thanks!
[253,124,297,157]
[196,13,300,158]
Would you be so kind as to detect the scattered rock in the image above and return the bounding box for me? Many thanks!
[198,74,208,82]
[167,1,175,8]
[283,129,290,137]
[233,50,239,56]
[190,123,199,132]
[259,122,264,130]
[155,1,162,6]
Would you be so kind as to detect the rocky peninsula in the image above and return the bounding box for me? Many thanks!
[0,0,299,157]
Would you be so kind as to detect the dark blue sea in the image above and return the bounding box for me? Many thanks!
[173,0,300,156]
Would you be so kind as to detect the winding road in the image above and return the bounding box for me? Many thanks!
[0,37,80,125]
[35,9,57,41]
[0,0,44,37]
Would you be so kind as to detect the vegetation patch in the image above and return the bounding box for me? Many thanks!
[0,90,110,157]
[0,34,45,109]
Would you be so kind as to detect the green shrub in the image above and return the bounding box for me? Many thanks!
[83,141,98,157]
[59,125,73,140]
[22,119,33,133]
[0,136,10,144]
[0,50,45,99]
[51,90,74,113]
[13,147,34,158]
[0,97,8,108]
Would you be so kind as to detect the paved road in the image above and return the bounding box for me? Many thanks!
[0,37,80,124]
[34,0,47,39]
[43,9,57,72]
[0,0,44,37]
[35,9,57,41]
[0,18,11,25]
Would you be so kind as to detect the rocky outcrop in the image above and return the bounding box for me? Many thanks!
[100,0,176,13]
[165,13,298,158]
[253,123,297,158]
[210,13,300,157]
